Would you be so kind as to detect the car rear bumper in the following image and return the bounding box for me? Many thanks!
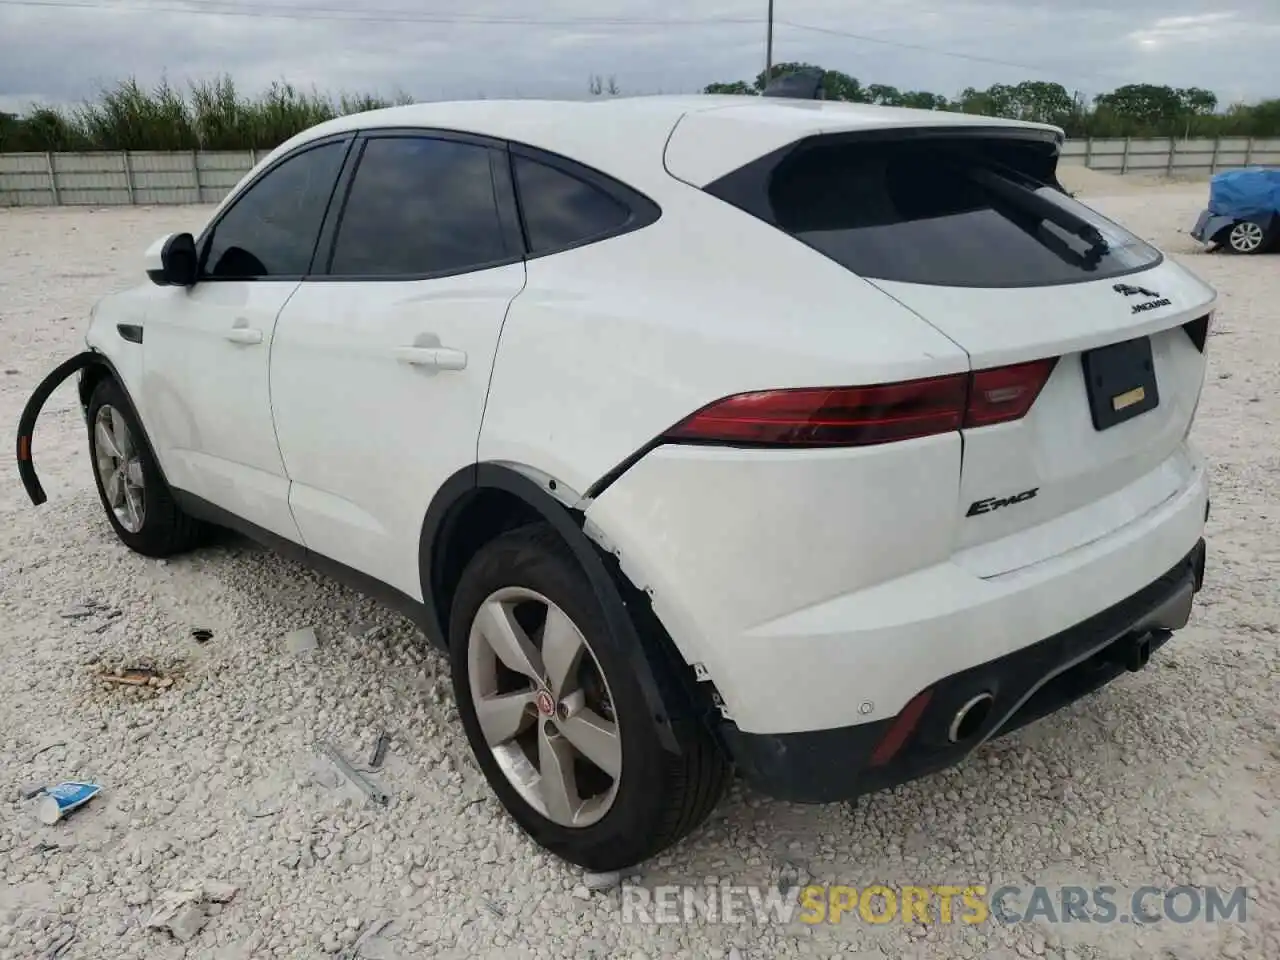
[1193,209,1277,244]
[1191,210,1235,244]
[587,436,1209,735]
[720,537,1206,803]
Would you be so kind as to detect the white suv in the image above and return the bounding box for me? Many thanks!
[18,95,1214,872]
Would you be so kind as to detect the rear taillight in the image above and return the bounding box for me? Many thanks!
[965,358,1059,427]
[662,358,1057,448]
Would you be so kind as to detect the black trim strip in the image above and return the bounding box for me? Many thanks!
[16,350,164,507]
[1183,313,1210,352]
[16,351,99,506]
[583,437,665,502]
[490,144,527,258]
[173,490,439,636]
[307,135,363,278]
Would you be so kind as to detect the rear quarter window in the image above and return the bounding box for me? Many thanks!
[513,156,631,255]
[709,136,1162,288]
[506,148,662,258]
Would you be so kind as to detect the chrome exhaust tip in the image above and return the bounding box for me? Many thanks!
[948,692,995,744]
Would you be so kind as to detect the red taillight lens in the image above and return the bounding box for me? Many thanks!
[663,358,1057,448]
[663,375,969,447]
[966,358,1058,428]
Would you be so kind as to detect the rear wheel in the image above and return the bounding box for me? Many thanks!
[1225,220,1269,255]
[449,523,728,871]
[87,378,204,557]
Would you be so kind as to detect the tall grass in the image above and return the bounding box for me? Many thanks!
[0,75,414,152]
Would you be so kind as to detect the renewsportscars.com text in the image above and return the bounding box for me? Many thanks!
[620,883,1250,926]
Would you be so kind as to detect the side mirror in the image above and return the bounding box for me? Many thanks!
[145,232,198,287]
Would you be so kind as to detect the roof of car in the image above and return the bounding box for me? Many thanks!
[264,94,1064,190]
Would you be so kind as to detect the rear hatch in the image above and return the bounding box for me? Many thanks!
[698,124,1216,576]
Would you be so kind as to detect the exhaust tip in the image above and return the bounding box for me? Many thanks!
[948,693,995,744]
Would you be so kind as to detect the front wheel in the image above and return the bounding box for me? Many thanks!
[86,378,205,557]
[449,523,729,871]
[1225,220,1269,255]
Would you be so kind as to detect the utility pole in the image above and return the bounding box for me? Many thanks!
[765,0,775,84]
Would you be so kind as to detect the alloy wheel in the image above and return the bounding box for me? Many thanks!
[467,586,621,828]
[1228,221,1265,254]
[93,404,146,533]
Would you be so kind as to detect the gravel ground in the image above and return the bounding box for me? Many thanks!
[1,184,1277,960]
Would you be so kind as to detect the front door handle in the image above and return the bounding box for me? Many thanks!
[392,346,468,371]
[224,327,263,345]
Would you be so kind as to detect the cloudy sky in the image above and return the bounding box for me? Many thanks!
[1,0,1278,114]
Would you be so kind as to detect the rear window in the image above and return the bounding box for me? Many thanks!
[718,137,1161,288]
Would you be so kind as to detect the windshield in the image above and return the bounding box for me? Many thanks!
[756,137,1162,288]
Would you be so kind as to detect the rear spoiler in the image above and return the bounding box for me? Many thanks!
[15,351,99,506]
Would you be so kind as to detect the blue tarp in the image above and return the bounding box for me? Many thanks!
[1207,168,1280,219]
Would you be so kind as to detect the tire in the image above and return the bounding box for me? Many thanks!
[449,522,729,871]
[1224,220,1269,255]
[86,377,205,557]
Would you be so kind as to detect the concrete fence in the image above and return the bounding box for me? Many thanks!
[2,137,1280,207]
[0,149,261,207]
[1059,136,1280,177]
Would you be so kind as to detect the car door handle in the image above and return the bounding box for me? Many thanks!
[392,346,468,371]
[224,327,263,345]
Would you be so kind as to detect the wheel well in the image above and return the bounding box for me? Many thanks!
[430,487,544,639]
[423,469,725,748]
[77,362,111,410]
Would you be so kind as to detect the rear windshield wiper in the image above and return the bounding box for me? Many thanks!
[964,165,1108,252]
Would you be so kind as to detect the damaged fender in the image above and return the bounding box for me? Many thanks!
[15,351,101,506]
[419,462,712,756]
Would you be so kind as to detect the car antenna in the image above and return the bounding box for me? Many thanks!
[761,67,826,100]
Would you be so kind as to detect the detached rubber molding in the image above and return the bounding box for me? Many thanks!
[15,351,99,506]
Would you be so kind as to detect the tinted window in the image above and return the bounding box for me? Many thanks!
[752,139,1161,287]
[330,137,508,277]
[514,156,630,254]
[202,141,345,279]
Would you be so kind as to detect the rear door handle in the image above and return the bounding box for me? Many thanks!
[392,346,468,371]
[224,327,263,345]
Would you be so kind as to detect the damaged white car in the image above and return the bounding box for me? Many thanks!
[18,92,1214,871]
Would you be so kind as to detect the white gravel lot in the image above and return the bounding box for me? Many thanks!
[1,179,1277,960]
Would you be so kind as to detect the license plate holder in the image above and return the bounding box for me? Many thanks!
[1081,336,1159,431]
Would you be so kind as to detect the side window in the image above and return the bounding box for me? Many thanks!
[202,141,346,280]
[329,136,508,277]
[513,155,631,255]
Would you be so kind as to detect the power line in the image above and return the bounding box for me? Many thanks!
[779,19,1115,87]
[0,0,765,27]
[0,0,1124,88]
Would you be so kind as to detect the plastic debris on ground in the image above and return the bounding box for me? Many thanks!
[284,626,320,657]
[146,880,239,943]
[36,781,101,824]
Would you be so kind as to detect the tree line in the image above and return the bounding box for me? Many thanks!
[708,63,1280,139]
[1,67,1278,153]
